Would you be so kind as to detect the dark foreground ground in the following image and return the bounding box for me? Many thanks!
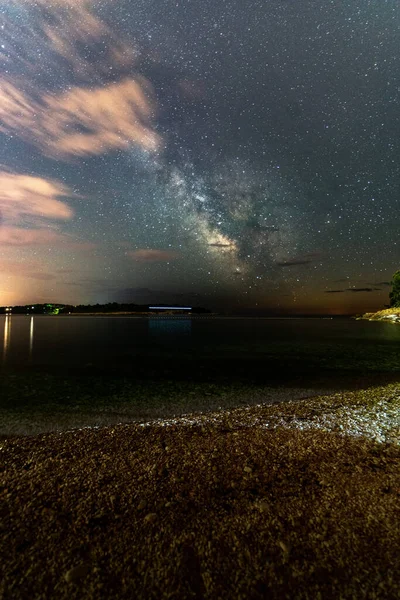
[1,388,400,600]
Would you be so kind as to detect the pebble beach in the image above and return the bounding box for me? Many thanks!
[1,383,400,599]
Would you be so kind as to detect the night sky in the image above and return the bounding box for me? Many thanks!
[0,0,399,314]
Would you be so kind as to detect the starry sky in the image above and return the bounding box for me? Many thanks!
[0,0,399,314]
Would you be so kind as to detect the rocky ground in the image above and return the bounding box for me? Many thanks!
[1,385,400,599]
[360,307,400,323]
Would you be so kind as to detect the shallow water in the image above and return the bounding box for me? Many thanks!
[1,316,400,436]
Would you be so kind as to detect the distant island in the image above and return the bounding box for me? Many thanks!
[0,303,211,316]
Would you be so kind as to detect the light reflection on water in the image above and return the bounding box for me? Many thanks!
[0,315,400,371]
[148,318,192,337]
[2,314,11,363]
[29,316,34,360]
[0,315,194,368]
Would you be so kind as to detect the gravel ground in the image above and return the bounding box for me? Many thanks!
[156,384,400,445]
[1,384,400,599]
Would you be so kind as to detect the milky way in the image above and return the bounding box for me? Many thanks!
[0,0,399,313]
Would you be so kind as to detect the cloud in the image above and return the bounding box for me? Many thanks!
[0,170,95,249]
[0,227,65,246]
[0,227,96,250]
[0,259,55,280]
[127,249,180,262]
[366,281,391,287]
[0,171,73,223]
[275,252,321,267]
[28,272,57,281]
[5,1,138,82]
[276,258,312,267]
[347,288,381,293]
[0,78,161,159]
[1,0,160,159]
[325,287,382,294]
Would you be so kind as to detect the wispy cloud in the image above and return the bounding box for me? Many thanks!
[325,287,382,294]
[4,1,138,82]
[0,259,55,280]
[0,170,95,250]
[0,170,73,223]
[0,78,160,159]
[127,249,180,262]
[276,252,321,268]
[0,227,95,250]
[28,272,57,281]
[0,227,65,246]
[366,281,391,287]
[1,0,161,159]
[348,287,381,293]
[277,259,311,267]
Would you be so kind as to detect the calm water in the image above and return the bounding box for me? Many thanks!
[1,315,400,373]
[1,315,400,435]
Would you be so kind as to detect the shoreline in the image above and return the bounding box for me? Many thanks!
[2,381,399,443]
[2,371,400,438]
[2,385,400,598]
[358,307,400,323]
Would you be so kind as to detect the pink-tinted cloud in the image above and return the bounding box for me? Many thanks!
[7,1,137,80]
[28,272,57,281]
[0,227,64,246]
[127,249,180,262]
[0,0,139,84]
[0,226,96,250]
[0,259,55,280]
[41,2,138,79]
[1,1,161,159]
[0,170,95,252]
[0,171,73,223]
[0,78,160,158]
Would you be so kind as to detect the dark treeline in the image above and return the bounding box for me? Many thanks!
[0,303,211,315]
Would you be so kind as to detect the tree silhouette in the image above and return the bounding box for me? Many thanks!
[389,270,400,307]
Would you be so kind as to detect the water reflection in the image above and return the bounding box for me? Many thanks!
[29,316,34,360]
[148,318,192,337]
[2,314,11,363]
[1,315,35,365]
